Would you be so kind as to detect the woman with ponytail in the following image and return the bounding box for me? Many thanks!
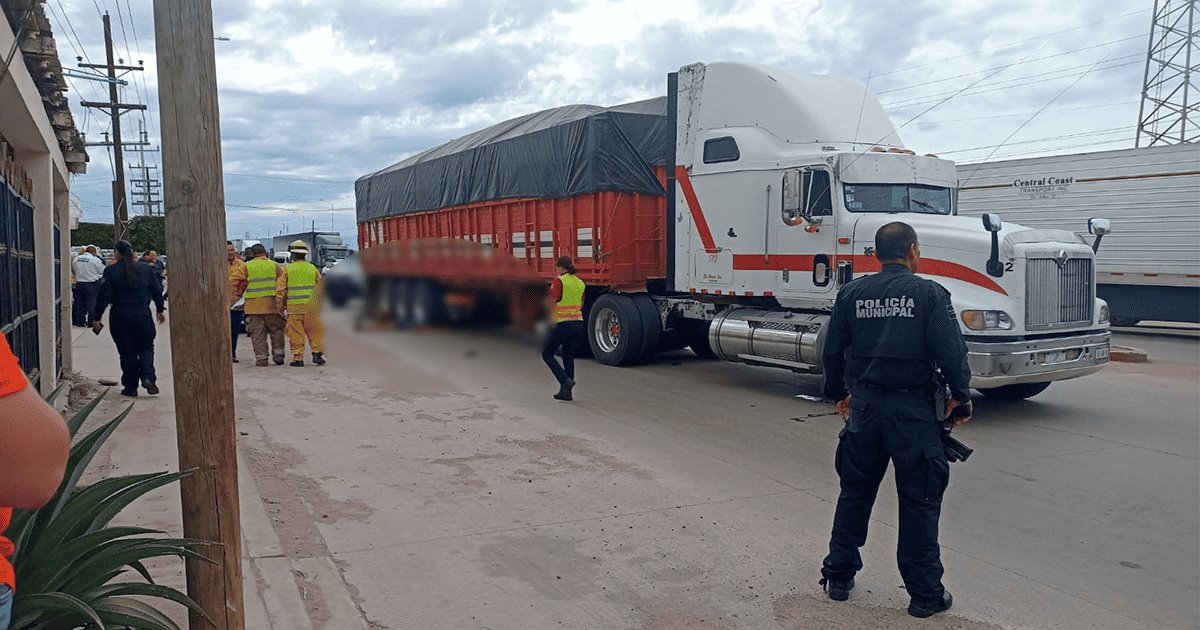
[92,240,166,397]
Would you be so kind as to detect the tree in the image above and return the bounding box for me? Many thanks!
[129,216,167,254]
[71,222,114,249]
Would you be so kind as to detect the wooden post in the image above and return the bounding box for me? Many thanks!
[152,1,245,628]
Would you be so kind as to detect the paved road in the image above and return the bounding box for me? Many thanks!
[238,310,1198,630]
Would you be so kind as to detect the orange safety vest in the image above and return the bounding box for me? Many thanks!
[554,273,585,323]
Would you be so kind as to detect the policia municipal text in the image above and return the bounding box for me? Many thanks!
[818,221,973,619]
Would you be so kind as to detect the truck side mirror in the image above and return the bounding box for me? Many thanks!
[781,170,802,226]
[1088,218,1111,253]
[982,213,1004,278]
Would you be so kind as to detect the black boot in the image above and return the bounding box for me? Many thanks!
[312,352,326,366]
[142,380,159,395]
[554,378,575,401]
[908,591,953,618]
[290,359,304,367]
[820,577,854,602]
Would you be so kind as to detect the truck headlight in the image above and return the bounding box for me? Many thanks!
[1099,302,1110,325]
[961,310,1014,331]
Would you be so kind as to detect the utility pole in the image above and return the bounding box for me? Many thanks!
[130,122,163,216]
[153,1,245,628]
[1136,0,1199,146]
[80,13,144,242]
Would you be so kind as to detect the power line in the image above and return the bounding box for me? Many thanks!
[123,0,155,140]
[913,100,1137,125]
[937,126,1133,155]
[112,0,152,156]
[876,35,1145,95]
[872,8,1149,79]
[958,54,1117,180]
[968,137,1135,162]
[883,58,1143,110]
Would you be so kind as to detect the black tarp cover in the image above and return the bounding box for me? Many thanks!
[356,97,669,222]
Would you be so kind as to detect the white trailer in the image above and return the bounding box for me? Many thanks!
[957,145,1200,325]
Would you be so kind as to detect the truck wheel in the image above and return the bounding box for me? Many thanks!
[979,382,1051,400]
[410,281,445,326]
[631,294,662,364]
[588,294,645,366]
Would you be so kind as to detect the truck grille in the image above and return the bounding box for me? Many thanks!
[1026,257,1093,329]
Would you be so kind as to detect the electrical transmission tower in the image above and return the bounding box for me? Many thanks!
[1136,0,1199,147]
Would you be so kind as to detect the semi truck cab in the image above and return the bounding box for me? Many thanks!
[671,62,1110,399]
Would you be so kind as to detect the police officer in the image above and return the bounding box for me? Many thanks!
[818,221,973,618]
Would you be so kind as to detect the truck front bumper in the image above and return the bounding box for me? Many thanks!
[967,330,1111,389]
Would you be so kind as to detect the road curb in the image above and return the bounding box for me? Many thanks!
[1110,345,1148,363]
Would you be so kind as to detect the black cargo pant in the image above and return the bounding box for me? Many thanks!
[821,387,950,603]
[542,320,583,385]
[109,307,157,394]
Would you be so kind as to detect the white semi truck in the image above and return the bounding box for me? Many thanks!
[358,62,1113,400]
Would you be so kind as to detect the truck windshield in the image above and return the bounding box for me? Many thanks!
[844,184,952,215]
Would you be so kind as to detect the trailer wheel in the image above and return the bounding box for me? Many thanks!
[631,294,662,364]
[390,279,413,329]
[588,294,645,366]
[410,281,445,326]
[978,382,1051,400]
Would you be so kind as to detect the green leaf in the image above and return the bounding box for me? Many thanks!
[60,539,214,594]
[16,526,160,591]
[14,473,163,574]
[129,559,157,584]
[51,403,134,519]
[10,592,106,629]
[42,382,66,406]
[86,583,211,624]
[87,470,193,533]
[93,596,182,630]
[65,387,109,438]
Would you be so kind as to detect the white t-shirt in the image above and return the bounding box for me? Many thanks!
[73,253,106,283]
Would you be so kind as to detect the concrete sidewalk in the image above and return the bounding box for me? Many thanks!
[70,315,367,629]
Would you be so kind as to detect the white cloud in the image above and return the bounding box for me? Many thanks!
[53,0,1149,248]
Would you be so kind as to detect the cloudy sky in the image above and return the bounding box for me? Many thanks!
[48,0,1152,248]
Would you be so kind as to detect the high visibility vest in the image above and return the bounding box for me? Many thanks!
[245,258,278,300]
[554,273,585,323]
[286,261,319,306]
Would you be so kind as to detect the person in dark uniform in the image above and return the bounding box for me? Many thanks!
[818,221,973,618]
[93,240,167,397]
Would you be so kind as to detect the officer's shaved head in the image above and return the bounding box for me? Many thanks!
[875,222,919,262]
[250,243,268,257]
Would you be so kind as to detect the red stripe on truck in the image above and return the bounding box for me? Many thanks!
[731,254,1008,295]
[675,166,719,254]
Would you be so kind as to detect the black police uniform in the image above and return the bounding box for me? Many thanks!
[819,262,971,605]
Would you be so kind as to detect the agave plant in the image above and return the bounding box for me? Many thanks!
[5,388,213,629]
